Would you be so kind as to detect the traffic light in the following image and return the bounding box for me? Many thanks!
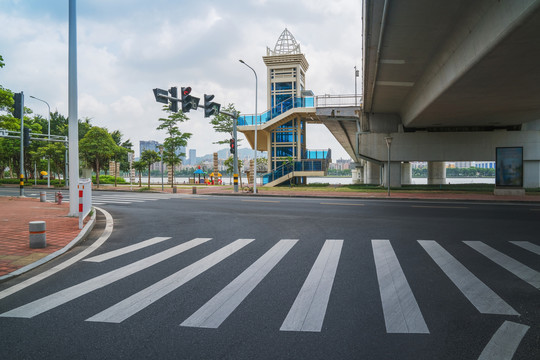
[229,138,235,154]
[23,127,30,147]
[204,94,221,118]
[169,87,178,112]
[181,87,199,113]
[13,92,23,119]
[181,87,193,113]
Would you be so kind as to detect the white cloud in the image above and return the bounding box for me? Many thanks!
[0,0,362,160]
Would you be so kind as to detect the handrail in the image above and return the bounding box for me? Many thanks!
[238,96,315,126]
[238,94,363,126]
[261,148,332,185]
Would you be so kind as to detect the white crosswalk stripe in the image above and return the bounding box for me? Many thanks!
[181,239,297,329]
[372,240,429,334]
[510,241,540,256]
[0,238,212,318]
[86,238,254,323]
[280,239,343,332]
[91,193,176,205]
[84,237,173,263]
[1,237,536,335]
[418,240,518,315]
[464,241,540,289]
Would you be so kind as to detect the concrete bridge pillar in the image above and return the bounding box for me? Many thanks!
[401,162,412,185]
[366,162,381,185]
[428,161,446,185]
[351,162,364,184]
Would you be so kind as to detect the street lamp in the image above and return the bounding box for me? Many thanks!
[354,66,359,106]
[239,59,258,194]
[30,96,51,188]
[385,137,393,196]
[158,145,164,191]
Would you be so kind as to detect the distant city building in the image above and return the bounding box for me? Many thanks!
[189,149,196,165]
[475,161,495,169]
[139,140,160,157]
[455,161,473,168]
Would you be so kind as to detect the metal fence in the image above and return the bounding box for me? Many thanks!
[315,94,363,107]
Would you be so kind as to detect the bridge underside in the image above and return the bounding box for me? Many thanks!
[349,0,540,188]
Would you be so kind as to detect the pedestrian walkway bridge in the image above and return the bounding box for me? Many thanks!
[237,94,362,186]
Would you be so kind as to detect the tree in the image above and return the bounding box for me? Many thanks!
[132,160,146,187]
[157,107,192,187]
[140,149,160,187]
[224,156,244,186]
[108,129,131,186]
[79,127,119,188]
[209,103,241,146]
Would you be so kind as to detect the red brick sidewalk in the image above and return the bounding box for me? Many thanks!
[0,196,87,277]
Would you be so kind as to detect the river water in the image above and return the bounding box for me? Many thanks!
[128,176,495,185]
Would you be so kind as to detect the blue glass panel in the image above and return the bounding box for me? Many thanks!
[275,82,293,91]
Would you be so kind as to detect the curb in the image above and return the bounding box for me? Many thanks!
[199,191,540,204]
[0,208,97,283]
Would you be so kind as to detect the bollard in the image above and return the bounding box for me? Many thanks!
[173,186,177,194]
[40,191,46,202]
[29,221,46,248]
[192,186,197,194]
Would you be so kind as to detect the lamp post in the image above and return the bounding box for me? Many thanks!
[239,59,258,193]
[354,66,359,106]
[385,137,393,196]
[158,145,164,191]
[30,96,51,188]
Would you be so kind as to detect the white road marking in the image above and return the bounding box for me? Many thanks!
[464,241,540,289]
[86,238,255,323]
[181,239,297,328]
[509,241,540,256]
[0,238,212,318]
[84,237,172,263]
[320,202,364,206]
[372,240,429,334]
[418,240,518,315]
[280,240,343,332]
[411,205,468,209]
[478,321,530,360]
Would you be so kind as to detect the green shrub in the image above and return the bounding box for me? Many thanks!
[91,175,127,184]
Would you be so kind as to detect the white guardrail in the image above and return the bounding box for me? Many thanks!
[78,178,92,229]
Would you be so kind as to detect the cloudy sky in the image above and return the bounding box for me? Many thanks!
[1,0,362,160]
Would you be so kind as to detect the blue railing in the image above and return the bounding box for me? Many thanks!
[261,148,332,185]
[238,96,314,126]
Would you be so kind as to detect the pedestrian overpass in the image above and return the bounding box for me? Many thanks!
[237,95,360,186]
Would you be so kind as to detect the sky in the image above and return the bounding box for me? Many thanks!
[0,0,362,161]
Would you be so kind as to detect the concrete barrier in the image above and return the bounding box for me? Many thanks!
[29,221,46,248]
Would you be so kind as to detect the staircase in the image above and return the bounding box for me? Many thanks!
[262,150,332,187]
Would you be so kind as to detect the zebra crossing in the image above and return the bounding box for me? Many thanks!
[91,192,177,205]
[1,237,538,335]
[24,191,177,205]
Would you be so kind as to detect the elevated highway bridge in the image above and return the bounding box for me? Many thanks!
[358,0,540,188]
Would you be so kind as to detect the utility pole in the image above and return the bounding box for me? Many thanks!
[68,0,79,216]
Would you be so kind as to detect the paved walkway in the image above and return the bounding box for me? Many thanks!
[1,186,539,279]
[0,196,88,277]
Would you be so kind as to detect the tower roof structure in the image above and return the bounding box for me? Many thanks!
[267,28,301,56]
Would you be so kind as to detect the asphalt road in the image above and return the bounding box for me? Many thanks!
[0,191,539,359]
